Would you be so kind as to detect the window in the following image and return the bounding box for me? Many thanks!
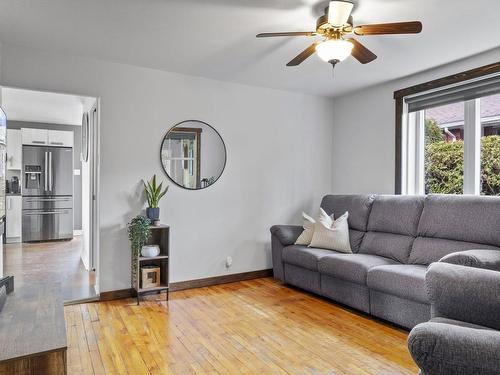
[399,73,500,196]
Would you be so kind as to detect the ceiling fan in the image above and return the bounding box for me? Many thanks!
[256,0,422,68]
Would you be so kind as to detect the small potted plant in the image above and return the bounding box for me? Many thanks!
[127,215,151,285]
[143,175,169,223]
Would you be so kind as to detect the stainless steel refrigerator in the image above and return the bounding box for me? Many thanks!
[22,145,73,242]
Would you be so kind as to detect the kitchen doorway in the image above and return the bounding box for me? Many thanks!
[0,87,100,303]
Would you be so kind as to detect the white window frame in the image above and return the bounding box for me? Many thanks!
[401,98,483,196]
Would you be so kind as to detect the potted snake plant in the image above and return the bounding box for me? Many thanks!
[143,175,169,223]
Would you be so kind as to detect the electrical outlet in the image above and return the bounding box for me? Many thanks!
[226,256,232,268]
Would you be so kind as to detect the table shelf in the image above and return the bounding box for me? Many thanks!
[132,224,170,304]
[139,255,169,262]
[138,284,169,293]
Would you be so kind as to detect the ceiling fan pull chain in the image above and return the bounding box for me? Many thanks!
[330,59,340,78]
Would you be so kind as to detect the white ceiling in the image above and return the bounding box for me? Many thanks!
[1,87,93,126]
[0,0,499,97]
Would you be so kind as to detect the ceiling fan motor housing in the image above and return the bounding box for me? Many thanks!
[316,14,353,35]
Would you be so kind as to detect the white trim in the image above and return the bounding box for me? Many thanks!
[6,237,22,244]
[482,115,500,125]
[463,99,481,195]
[437,121,464,129]
[415,111,425,195]
[73,230,83,236]
[92,99,101,296]
[433,115,500,130]
[401,101,409,195]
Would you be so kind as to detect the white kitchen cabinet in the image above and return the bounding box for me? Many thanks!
[6,195,22,242]
[22,128,48,145]
[6,129,22,170]
[48,130,73,147]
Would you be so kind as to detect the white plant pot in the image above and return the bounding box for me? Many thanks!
[141,245,160,258]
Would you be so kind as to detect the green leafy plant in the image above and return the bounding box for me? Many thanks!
[127,215,151,284]
[425,119,444,144]
[425,135,500,196]
[480,135,500,195]
[143,175,169,208]
[425,140,464,194]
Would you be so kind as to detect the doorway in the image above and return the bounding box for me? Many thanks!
[0,87,100,303]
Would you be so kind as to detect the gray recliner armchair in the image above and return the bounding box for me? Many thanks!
[408,250,500,375]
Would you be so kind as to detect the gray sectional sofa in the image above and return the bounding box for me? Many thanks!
[408,261,500,374]
[270,194,500,329]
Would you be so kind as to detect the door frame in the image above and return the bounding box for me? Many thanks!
[1,85,101,298]
[89,99,101,295]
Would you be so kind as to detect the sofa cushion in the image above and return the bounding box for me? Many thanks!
[409,237,500,265]
[359,232,415,263]
[320,194,375,232]
[367,195,425,236]
[418,194,500,247]
[367,264,429,303]
[318,254,397,285]
[349,229,365,253]
[282,245,337,271]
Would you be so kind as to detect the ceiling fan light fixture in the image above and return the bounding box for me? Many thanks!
[316,39,353,63]
[328,1,354,27]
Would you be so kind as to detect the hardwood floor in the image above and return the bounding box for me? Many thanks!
[3,237,96,302]
[65,278,418,374]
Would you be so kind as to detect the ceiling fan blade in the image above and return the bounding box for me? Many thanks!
[353,21,422,36]
[328,1,354,27]
[256,31,315,38]
[346,38,377,64]
[286,43,319,66]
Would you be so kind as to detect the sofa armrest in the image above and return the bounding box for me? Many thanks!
[426,262,500,330]
[270,225,303,246]
[408,319,500,374]
[439,249,500,271]
[269,225,303,282]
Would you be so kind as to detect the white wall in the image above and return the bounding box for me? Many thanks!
[0,43,334,292]
[331,47,500,195]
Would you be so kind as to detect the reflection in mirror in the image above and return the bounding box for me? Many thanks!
[160,120,226,190]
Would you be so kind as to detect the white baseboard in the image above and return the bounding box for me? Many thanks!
[73,230,83,236]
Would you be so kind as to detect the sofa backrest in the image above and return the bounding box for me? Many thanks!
[359,195,425,263]
[408,195,500,265]
[320,194,376,252]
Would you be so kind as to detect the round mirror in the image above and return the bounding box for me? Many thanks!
[160,120,227,190]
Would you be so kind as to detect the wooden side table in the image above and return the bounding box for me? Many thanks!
[132,224,170,305]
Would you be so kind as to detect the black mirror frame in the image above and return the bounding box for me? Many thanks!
[160,119,227,190]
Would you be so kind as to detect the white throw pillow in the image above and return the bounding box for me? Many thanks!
[309,211,352,253]
[294,212,316,246]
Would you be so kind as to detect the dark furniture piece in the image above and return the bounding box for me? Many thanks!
[408,256,500,375]
[0,284,67,374]
[270,194,500,329]
[132,224,170,304]
[0,276,14,312]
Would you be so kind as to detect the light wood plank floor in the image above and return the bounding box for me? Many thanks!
[65,278,417,375]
